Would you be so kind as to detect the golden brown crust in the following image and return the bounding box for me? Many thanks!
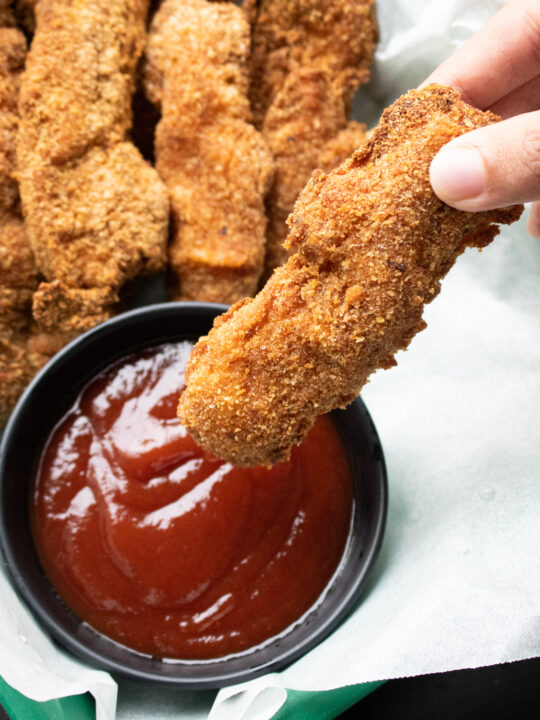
[144,0,273,304]
[0,15,48,425]
[0,1,15,28]
[0,26,26,215]
[246,0,377,277]
[245,0,377,128]
[0,282,49,427]
[261,71,368,274]
[32,280,118,339]
[0,217,37,292]
[316,121,369,173]
[17,0,169,297]
[19,142,168,288]
[6,1,170,424]
[178,85,523,467]
[265,118,366,279]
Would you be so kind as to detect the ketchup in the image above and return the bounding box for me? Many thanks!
[32,342,353,659]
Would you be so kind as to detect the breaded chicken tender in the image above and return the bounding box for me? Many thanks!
[0,1,15,28]
[0,25,24,215]
[317,121,370,173]
[0,233,50,426]
[245,0,377,128]
[0,17,48,425]
[245,0,377,276]
[261,70,368,274]
[31,281,118,339]
[144,0,273,304]
[17,0,169,338]
[0,224,45,427]
[178,86,523,467]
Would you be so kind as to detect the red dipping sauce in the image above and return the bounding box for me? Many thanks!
[32,342,354,659]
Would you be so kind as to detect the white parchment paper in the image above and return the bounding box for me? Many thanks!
[0,570,117,720]
[2,1,538,719]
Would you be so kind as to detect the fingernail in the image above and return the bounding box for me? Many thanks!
[430,147,486,203]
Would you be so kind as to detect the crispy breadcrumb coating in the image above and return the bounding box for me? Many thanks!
[144,0,273,304]
[0,26,24,215]
[17,0,169,332]
[261,70,368,274]
[178,85,523,467]
[245,0,377,128]
[0,224,47,426]
[245,0,377,276]
[0,18,48,425]
[317,121,369,173]
[32,281,118,338]
[0,1,15,28]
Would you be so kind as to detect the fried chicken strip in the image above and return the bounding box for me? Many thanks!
[144,0,273,304]
[0,15,48,424]
[245,0,377,127]
[0,0,15,28]
[0,22,23,215]
[317,121,370,174]
[245,0,377,276]
[178,85,523,467]
[261,70,369,274]
[17,0,169,339]
[0,234,50,426]
[0,226,45,426]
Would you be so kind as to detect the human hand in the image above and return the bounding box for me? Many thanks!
[422,0,540,237]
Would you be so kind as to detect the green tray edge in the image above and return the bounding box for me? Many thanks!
[0,677,95,720]
[1,674,384,720]
[272,680,385,720]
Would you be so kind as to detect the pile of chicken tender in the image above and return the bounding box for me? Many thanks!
[0,0,377,425]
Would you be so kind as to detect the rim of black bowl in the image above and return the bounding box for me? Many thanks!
[0,301,387,689]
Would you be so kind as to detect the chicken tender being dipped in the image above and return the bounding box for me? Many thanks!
[178,85,523,467]
[144,0,274,304]
[17,0,169,342]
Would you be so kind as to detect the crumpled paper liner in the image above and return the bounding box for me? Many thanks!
[0,570,116,719]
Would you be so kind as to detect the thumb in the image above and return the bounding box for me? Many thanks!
[430,110,540,211]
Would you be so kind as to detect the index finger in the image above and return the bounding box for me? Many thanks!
[421,0,540,110]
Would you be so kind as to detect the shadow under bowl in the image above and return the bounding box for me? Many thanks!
[0,302,387,688]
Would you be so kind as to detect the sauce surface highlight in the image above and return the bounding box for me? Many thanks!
[32,342,353,659]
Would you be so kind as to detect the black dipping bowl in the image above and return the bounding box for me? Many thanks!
[0,302,387,688]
